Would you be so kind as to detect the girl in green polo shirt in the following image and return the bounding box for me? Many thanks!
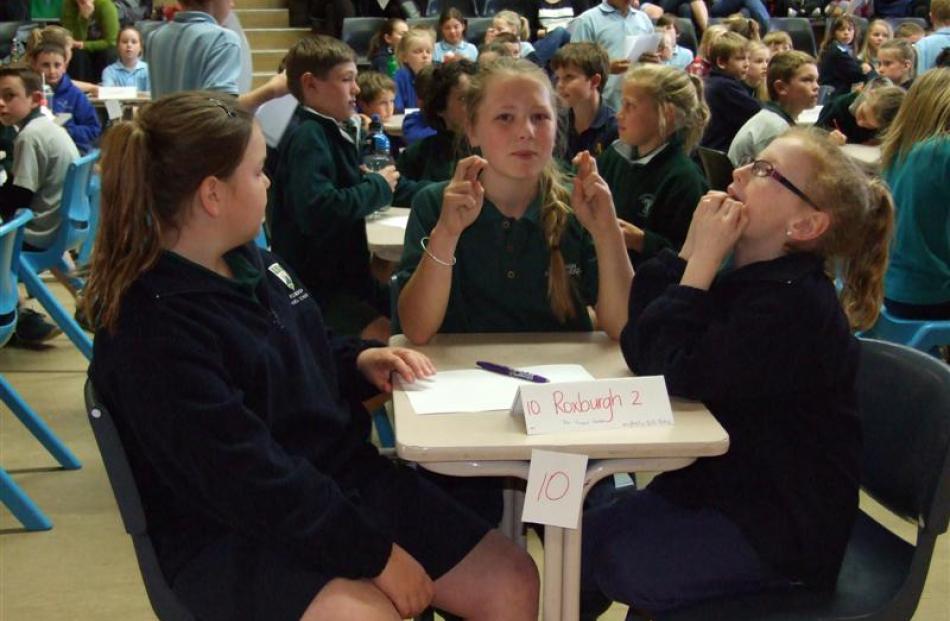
[396,57,633,345]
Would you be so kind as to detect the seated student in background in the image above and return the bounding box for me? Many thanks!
[571,0,656,111]
[551,42,618,162]
[61,0,120,83]
[487,10,537,59]
[730,51,820,166]
[397,59,476,183]
[656,15,694,71]
[485,31,541,65]
[879,68,950,320]
[393,27,434,113]
[914,0,950,74]
[816,77,904,145]
[397,57,633,345]
[270,37,416,342]
[0,68,78,346]
[582,127,894,617]
[401,64,438,144]
[29,42,101,155]
[893,20,926,44]
[599,64,709,267]
[356,71,396,130]
[477,39,521,65]
[876,39,916,88]
[858,19,893,70]
[763,30,792,56]
[85,91,540,621]
[25,26,98,96]
[101,25,150,92]
[687,24,727,78]
[699,32,761,152]
[368,18,409,75]
[147,0,286,112]
[744,39,769,101]
[433,7,479,63]
[819,15,875,96]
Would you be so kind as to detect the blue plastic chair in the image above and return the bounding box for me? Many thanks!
[18,150,99,361]
[0,210,82,531]
[76,171,100,267]
[858,306,950,357]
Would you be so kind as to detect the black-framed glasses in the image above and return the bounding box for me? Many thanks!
[750,159,820,210]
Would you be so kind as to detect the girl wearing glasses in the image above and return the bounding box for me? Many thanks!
[581,127,894,615]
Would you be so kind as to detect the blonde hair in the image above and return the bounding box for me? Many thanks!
[746,40,770,100]
[464,58,576,323]
[858,19,892,64]
[932,0,950,23]
[623,63,710,153]
[492,10,530,41]
[763,30,793,50]
[709,31,749,66]
[878,39,916,81]
[880,68,950,171]
[782,128,894,330]
[26,25,74,62]
[83,93,254,331]
[397,26,435,65]
[698,24,728,58]
[723,15,760,41]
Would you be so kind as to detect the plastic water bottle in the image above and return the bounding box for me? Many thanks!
[362,115,393,172]
[386,53,399,78]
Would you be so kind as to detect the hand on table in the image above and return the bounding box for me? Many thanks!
[357,347,436,393]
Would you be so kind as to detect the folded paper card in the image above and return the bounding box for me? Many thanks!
[97,86,139,100]
[401,365,593,414]
[512,375,674,435]
[522,449,589,529]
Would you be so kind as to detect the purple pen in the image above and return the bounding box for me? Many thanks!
[476,361,550,383]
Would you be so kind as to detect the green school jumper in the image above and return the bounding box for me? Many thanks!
[396,130,465,183]
[597,135,708,266]
[269,106,399,331]
[395,181,599,333]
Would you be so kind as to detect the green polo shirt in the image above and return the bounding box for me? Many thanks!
[597,134,707,266]
[396,130,465,183]
[396,181,599,333]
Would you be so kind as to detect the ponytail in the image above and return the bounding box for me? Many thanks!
[539,162,577,323]
[82,92,253,332]
[838,179,894,330]
[624,64,709,153]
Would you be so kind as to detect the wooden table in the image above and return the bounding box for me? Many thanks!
[365,206,409,263]
[391,332,729,620]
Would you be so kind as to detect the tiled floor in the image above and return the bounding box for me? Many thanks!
[0,285,947,620]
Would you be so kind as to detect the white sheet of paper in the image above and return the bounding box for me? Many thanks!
[796,105,822,125]
[402,364,594,415]
[623,33,664,62]
[104,99,123,121]
[378,215,409,229]
[522,449,588,529]
[98,86,138,100]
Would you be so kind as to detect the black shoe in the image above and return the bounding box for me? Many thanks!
[10,308,62,348]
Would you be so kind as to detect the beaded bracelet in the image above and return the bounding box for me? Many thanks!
[420,236,456,267]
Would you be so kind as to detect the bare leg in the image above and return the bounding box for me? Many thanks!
[299,578,400,621]
[691,0,709,31]
[431,530,540,621]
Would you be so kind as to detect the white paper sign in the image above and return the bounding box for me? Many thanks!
[512,376,674,435]
[104,99,123,121]
[522,449,588,529]
[623,33,664,61]
[98,86,139,100]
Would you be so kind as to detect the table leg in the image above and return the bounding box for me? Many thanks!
[543,525,564,621]
[560,458,696,621]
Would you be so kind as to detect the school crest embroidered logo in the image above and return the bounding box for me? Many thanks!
[268,263,295,290]
[639,194,656,218]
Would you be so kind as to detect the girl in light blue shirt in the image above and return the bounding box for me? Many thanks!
[101,25,150,92]
[433,8,478,63]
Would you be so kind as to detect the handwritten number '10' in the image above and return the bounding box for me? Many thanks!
[537,471,570,502]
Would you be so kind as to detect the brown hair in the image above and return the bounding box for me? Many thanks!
[422,58,477,130]
[723,15,761,41]
[492,10,530,41]
[880,68,950,170]
[763,31,793,50]
[864,83,905,133]
[26,25,73,62]
[438,6,468,35]
[623,63,710,152]
[83,92,254,331]
[783,127,894,330]
[356,70,396,105]
[878,39,916,79]
[368,17,407,59]
[698,24,728,58]
[464,58,576,322]
[766,50,817,100]
[0,67,43,95]
[285,35,356,101]
[893,21,925,39]
[932,0,950,23]
[30,42,67,62]
[820,15,860,54]
[550,42,610,94]
[709,32,748,66]
[116,24,144,51]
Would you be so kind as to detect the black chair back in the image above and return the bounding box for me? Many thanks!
[697,147,734,192]
[768,17,818,57]
[466,16,493,44]
[341,16,387,63]
[676,18,698,54]
[84,379,196,621]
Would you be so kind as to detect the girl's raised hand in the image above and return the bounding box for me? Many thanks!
[571,151,619,238]
[689,192,748,265]
[438,155,488,237]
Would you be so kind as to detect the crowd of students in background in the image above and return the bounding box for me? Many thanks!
[0,0,949,619]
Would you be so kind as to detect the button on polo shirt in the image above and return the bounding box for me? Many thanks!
[397,181,599,333]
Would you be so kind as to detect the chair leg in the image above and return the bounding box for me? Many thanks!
[18,260,93,360]
[0,374,81,470]
[0,467,53,530]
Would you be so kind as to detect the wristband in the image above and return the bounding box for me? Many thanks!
[420,236,456,267]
